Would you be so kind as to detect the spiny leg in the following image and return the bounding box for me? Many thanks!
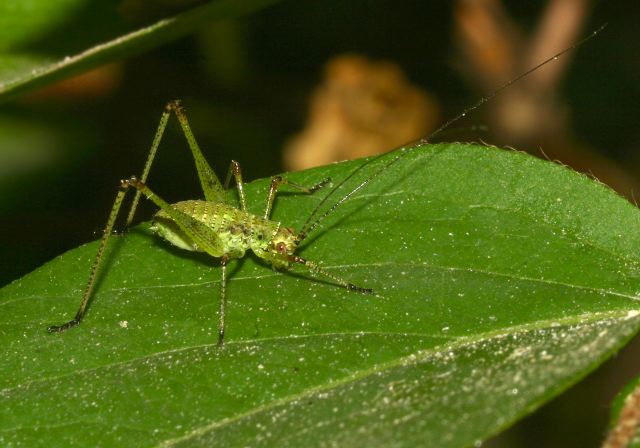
[125,104,170,226]
[48,187,129,332]
[218,255,229,346]
[171,101,227,203]
[127,100,228,227]
[290,255,372,294]
[124,177,237,343]
[223,160,247,212]
[49,101,227,333]
[264,176,330,220]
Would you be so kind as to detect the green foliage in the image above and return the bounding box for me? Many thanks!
[0,0,281,103]
[3,144,640,446]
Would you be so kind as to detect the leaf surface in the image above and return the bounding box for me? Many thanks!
[2,143,640,446]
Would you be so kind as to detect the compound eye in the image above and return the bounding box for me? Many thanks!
[276,242,287,253]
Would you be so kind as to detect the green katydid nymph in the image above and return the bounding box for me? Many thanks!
[47,25,605,346]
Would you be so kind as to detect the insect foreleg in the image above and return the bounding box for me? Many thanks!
[264,176,330,220]
[290,255,372,293]
[48,187,129,333]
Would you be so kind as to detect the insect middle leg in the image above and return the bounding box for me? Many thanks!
[223,158,329,220]
[219,255,230,346]
[122,176,233,345]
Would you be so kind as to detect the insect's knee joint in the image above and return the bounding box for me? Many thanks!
[166,99,183,112]
[120,176,144,190]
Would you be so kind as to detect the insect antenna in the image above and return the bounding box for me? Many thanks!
[296,23,606,244]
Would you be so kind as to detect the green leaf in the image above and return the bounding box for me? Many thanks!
[0,0,281,103]
[2,143,640,446]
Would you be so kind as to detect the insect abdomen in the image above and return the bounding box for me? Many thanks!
[151,200,276,259]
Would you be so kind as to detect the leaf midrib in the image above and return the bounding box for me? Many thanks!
[4,258,636,310]
[4,309,636,403]
[155,308,640,446]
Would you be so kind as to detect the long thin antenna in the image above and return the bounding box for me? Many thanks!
[297,23,606,243]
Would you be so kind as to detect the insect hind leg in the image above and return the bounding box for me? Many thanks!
[126,101,228,229]
[48,185,130,333]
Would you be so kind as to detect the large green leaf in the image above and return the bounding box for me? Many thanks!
[0,0,281,103]
[2,143,640,446]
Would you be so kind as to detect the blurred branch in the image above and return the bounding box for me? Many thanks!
[454,0,640,199]
[603,382,640,448]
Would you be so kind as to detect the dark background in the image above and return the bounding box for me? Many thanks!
[1,1,639,446]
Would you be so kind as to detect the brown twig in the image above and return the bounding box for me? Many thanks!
[603,383,640,448]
